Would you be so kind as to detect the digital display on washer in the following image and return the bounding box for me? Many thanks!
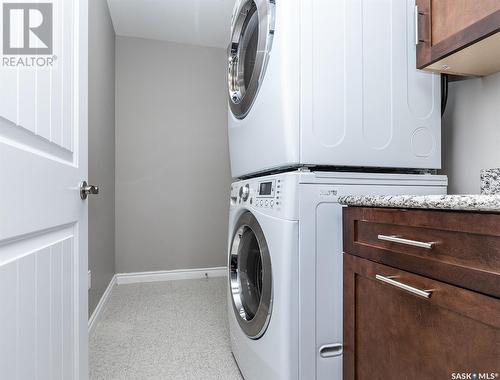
[259,182,273,196]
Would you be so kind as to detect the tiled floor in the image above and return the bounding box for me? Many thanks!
[89,277,243,380]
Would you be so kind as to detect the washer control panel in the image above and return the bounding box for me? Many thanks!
[253,179,281,209]
[230,172,299,220]
[231,178,283,211]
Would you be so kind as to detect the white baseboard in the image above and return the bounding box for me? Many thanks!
[115,266,227,285]
[88,274,117,335]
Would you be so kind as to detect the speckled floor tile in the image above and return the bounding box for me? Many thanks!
[89,277,242,380]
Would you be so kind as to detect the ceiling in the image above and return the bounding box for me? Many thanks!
[107,0,235,49]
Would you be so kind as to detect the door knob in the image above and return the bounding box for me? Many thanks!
[80,181,99,200]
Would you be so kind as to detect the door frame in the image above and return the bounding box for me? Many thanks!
[76,0,89,377]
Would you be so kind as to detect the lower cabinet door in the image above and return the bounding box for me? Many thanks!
[343,254,500,380]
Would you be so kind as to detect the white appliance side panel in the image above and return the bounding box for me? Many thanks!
[298,183,447,380]
[228,0,301,178]
[300,0,441,169]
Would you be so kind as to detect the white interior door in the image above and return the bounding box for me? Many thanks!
[0,0,88,379]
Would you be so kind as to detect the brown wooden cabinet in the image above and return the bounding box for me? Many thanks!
[416,0,500,76]
[343,207,500,380]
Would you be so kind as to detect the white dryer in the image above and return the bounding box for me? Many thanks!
[227,0,442,178]
[227,171,447,380]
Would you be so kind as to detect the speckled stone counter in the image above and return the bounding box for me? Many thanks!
[338,194,500,212]
[481,168,500,195]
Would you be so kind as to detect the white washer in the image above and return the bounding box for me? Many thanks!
[227,171,447,380]
[227,0,442,178]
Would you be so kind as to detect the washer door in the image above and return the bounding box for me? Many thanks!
[229,212,273,339]
[228,0,275,119]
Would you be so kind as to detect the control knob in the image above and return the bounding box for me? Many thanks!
[239,184,250,201]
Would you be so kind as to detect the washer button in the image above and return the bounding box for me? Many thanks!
[265,200,268,206]
[270,200,274,207]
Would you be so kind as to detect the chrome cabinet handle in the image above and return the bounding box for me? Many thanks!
[415,5,429,45]
[376,275,432,298]
[377,234,435,249]
[319,343,343,358]
[80,181,99,200]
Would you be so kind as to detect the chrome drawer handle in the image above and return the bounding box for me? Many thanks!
[319,343,343,358]
[377,234,435,249]
[375,275,432,298]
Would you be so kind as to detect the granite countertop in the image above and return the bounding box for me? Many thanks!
[338,194,500,212]
[338,169,500,212]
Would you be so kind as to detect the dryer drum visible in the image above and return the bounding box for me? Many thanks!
[228,0,275,119]
[229,211,273,339]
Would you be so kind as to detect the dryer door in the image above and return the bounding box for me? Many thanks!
[228,0,275,119]
[229,211,273,339]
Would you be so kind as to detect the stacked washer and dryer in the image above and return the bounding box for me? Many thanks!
[226,1,447,379]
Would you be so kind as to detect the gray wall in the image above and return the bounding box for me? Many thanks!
[88,0,116,315]
[442,72,500,194]
[115,37,231,273]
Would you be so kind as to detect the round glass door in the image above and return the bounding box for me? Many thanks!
[228,0,275,119]
[229,212,273,339]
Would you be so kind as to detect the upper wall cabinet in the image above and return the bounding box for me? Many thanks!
[416,0,500,76]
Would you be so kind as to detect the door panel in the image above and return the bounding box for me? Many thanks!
[18,70,37,133]
[0,261,17,378]
[0,237,75,380]
[0,227,78,380]
[0,0,73,153]
[0,0,88,378]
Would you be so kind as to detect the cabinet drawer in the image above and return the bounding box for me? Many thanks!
[343,254,500,380]
[343,207,500,298]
